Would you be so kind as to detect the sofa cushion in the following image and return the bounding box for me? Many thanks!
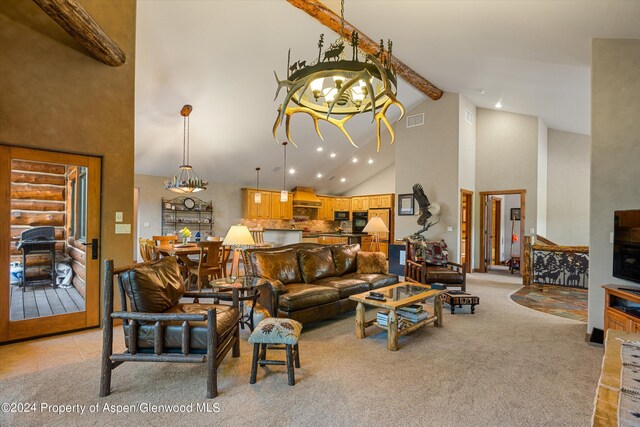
[123,303,239,351]
[343,273,399,290]
[278,283,340,311]
[252,248,303,285]
[313,276,370,298]
[119,256,185,313]
[331,243,360,275]
[411,240,449,266]
[356,251,388,274]
[298,246,337,283]
[424,266,464,284]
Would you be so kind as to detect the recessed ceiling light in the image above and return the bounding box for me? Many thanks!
[352,157,358,163]
[495,101,502,109]
[316,173,323,178]
[340,177,346,182]
[368,158,374,164]
[289,168,295,174]
[330,152,337,158]
[316,146,324,152]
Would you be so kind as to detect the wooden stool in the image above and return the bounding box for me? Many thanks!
[249,318,302,386]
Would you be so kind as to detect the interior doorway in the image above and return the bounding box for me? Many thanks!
[0,146,102,343]
[460,189,473,273]
[479,189,525,274]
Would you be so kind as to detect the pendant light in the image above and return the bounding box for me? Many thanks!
[164,104,208,193]
[280,142,288,202]
[254,167,262,204]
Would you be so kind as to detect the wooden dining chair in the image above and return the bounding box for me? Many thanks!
[188,241,224,291]
[249,229,264,245]
[139,238,158,262]
[153,235,179,246]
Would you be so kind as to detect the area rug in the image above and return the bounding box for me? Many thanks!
[510,285,588,322]
[0,274,601,426]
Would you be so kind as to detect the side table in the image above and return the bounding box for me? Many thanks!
[208,276,267,331]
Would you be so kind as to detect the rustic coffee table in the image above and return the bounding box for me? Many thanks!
[349,282,444,351]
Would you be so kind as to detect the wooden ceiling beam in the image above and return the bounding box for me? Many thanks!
[32,0,126,67]
[286,0,443,100]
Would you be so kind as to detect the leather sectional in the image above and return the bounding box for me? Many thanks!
[244,243,399,324]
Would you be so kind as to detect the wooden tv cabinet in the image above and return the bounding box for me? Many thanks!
[603,285,640,333]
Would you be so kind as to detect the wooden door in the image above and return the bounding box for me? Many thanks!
[1,146,101,342]
[460,190,473,273]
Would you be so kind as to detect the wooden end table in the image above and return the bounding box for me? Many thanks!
[349,282,444,351]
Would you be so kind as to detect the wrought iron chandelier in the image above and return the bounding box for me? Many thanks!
[273,0,404,152]
[164,104,208,193]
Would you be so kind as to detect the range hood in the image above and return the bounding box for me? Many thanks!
[292,186,321,208]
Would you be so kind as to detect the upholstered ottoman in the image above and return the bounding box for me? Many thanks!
[441,290,480,314]
[249,318,303,386]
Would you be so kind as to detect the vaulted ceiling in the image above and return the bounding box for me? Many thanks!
[135,0,640,194]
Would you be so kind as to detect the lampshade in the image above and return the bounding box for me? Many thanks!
[363,216,388,233]
[222,225,255,246]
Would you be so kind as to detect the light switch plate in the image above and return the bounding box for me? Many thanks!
[115,224,131,234]
[115,212,123,222]
[144,222,150,228]
[610,232,614,244]
[530,228,535,234]
[447,226,453,232]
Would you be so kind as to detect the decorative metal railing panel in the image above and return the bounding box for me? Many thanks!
[531,245,589,289]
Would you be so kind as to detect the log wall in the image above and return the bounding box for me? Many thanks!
[66,166,86,298]
[10,160,67,281]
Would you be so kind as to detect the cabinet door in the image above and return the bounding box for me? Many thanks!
[270,192,281,219]
[317,197,327,220]
[281,197,293,219]
[244,189,259,219]
[606,309,629,332]
[379,194,393,209]
[379,242,389,258]
[258,192,271,218]
[369,195,380,209]
[325,197,334,220]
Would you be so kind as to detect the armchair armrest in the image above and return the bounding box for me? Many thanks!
[446,261,465,271]
[111,311,207,322]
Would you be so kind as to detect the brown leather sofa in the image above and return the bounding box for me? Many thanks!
[244,243,399,324]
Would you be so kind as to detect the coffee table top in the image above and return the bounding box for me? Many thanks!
[349,282,444,310]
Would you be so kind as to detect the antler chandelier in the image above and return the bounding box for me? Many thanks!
[273,0,404,152]
[164,105,208,193]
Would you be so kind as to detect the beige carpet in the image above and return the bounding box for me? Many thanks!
[0,273,602,426]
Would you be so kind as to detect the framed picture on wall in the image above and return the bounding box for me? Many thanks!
[398,194,415,216]
[511,208,521,221]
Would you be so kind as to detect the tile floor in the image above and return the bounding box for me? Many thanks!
[0,327,126,381]
[510,285,588,322]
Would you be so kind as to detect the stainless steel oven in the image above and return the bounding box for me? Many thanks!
[352,211,368,234]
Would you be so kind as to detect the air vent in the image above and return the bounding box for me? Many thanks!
[464,109,473,124]
[272,166,281,172]
[406,113,424,128]
[329,176,335,181]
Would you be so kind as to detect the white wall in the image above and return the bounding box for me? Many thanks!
[135,174,242,260]
[546,129,590,245]
[536,118,548,236]
[345,164,395,196]
[458,95,477,265]
[395,92,460,261]
[474,108,540,269]
[588,39,640,333]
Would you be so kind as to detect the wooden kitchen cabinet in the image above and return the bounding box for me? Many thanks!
[369,194,393,209]
[242,189,271,219]
[351,196,369,212]
[317,196,335,221]
[603,285,640,333]
[271,192,293,220]
[334,197,351,212]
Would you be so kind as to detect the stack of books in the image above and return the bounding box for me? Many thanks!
[377,310,390,326]
[397,304,429,323]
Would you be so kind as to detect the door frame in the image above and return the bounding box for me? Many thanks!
[479,189,526,273]
[490,197,502,265]
[459,189,473,273]
[0,146,102,343]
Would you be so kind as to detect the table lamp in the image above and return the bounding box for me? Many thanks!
[222,224,255,278]
[362,216,389,252]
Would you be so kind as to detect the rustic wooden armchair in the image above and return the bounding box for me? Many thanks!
[404,240,467,292]
[100,256,241,399]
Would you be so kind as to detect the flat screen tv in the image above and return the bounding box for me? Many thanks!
[613,210,640,284]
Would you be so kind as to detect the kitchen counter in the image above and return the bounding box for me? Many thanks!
[263,228,302,246]
[316,233,368,246]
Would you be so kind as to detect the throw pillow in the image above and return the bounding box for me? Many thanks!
[331,243,360,275]
[411,239,449,265]
[356,251,388,274]
[298,246,337,283]
[252,248,303,284]
[120,256,185,313]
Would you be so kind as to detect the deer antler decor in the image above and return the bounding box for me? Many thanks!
[272,0,404,152]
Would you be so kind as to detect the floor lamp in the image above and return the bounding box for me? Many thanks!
[362,216,389,252]
[222,224,255,279]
